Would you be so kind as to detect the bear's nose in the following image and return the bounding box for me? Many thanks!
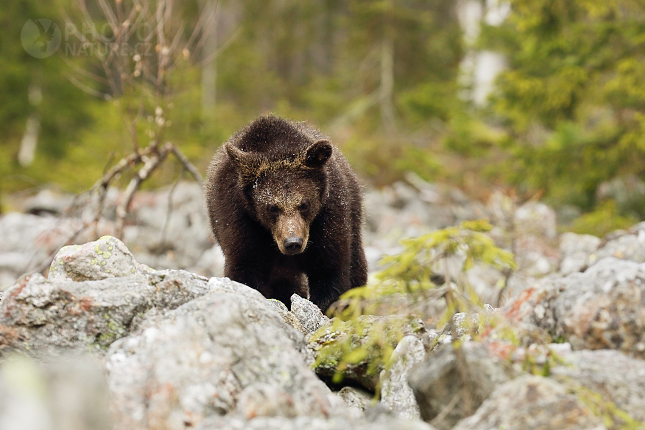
[283,237,304,254]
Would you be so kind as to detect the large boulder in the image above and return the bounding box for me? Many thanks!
[408,342,512,430]
[309,316,431,392]
[504,257,645,357]
[107,278,342,429]
[0,237,211,355]
[192,416,436,430]
[551,349,645,423]
[48,236,154,282]
[558,232,601,275]
[380,335,426,420]
[451,375,606,430]
[587,222,645,266]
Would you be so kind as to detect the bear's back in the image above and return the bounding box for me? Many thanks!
[231,115,326,157]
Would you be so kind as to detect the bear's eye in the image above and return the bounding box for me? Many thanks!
[268,205,280,215]
[298,202,309,212]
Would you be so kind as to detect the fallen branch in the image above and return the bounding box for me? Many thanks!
[169,144,204,183]
[115,143,171,238]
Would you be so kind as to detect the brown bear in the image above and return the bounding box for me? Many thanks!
[205,115,367,312]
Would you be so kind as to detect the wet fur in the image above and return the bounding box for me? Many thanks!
[205,115,368,311]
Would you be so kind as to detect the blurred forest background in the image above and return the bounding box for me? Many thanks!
[2,0,645,236]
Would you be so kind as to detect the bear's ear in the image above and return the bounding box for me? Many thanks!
[304,140,332,169]
[225,143,248,169]
[225,144,258,183]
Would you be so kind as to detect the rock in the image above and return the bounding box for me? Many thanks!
[552,349,645,422]
[451,375,606,430]
[126,182,213,269]
[337,386,372,417]
[380,335,425,420]
[190,244,226,278]
[514,201,558,240]
[107,279,337,429]
[0,213,76,278]
[504,257,645,356]
[503,233,559,279]
[0,353,112,430]
[466,264,505,305]
[309,316,430,392]
[23,189,74,216]
[0,268,211,355]
[587,223,645,266]
[552,258,645,356]
[434,307,496,345]
[48,236,154,282]
[559,232,600,275]
[0,213,57,255]
[501,279,563,339]
[266,299,308,336]
[408,342,511,430]
[291,294,331,334]
[193,415,436,430]
[236,383,298,419]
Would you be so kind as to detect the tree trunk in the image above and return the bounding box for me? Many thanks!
[18,114,40,167]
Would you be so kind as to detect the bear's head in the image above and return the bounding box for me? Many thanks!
[225,140,332,255]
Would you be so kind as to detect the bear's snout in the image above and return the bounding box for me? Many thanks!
[273,213,309,255]
[283,236,304,254]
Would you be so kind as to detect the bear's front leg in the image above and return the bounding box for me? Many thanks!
[224,258,273,299]
[306,267,352,314]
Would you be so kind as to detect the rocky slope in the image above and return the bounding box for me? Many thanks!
[1,179,644,429]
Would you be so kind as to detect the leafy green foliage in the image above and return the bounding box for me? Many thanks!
[568,200,638,237]
[312,220,516,387]
[310,315,425,388]
[481,0,645,215]
[0,0,467,194]
[336,220,515,318]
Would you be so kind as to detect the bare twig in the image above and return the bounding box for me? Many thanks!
[32,0,223,275]
[115,143,171,237]
[431,393,461,427]
[65,73,111,100]
[157,167,184,265]
[168,144,203,183]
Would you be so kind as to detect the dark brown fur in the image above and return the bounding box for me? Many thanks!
[205,115,368,311]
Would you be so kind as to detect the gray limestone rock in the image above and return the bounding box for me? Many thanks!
[552,349,645,422]
[559,232,601,275]
[380,335,426,420]
[587,223,645,266]
[503,257,645,357]
[451,375,606,430]
[48,236,154,282]
[193,415,436,430]
[552,258,645,356]
[106,280,338,430]
[337,386,373,418]
[291,293,331,334]
[0,268,210,355]
[408,342,511,430]
[266,299,308,336]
